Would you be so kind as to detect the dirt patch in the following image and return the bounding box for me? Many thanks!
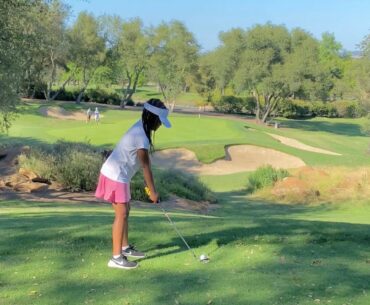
[266,133,341,155]
[0,189,214,214]
[271,177,320,202]
[152,145,306,175]
[39,106,86,121]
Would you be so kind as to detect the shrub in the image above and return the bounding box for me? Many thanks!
[54,149,102,192]
[18,150,56,180]
[247,165,290,192]
[85,88,121,105]
[335,100,365,118]
[18,141,104,191]
[125,99,135,106]
[212,96,246,114]
[310,101,338,118]
[131,169,216,203]
[277,99,312,118]
[361,114,370,136]
[18,142,216,201]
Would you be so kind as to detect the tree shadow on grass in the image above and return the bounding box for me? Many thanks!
[1,208,369,304]
[1,191,369,304]
[281,119,366,137]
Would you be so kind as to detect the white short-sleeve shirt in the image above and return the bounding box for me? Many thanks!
[100,120,150,183]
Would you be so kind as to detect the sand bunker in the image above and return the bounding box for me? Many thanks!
[266,133,341,156]
[39,106,86,121]
[152,145,305,175]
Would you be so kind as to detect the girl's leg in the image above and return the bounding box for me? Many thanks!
[112,203,129,256]
[122,202,130,248]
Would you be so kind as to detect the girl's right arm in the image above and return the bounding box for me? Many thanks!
[137,148,159,203]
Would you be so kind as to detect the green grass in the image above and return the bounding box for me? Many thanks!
[1,198,369,305]
[1,101,370,304]
[3,101,370,167]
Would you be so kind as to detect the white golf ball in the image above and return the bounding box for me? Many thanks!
[200,254,208,261]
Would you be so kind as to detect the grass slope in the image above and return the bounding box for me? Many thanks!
[0,199,369,305]
[2,101,370,167]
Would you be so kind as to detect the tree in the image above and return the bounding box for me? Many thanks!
[234,25,335,122]
[34,0,70,101]
[193,53,216,105]
[234,24,291,122]
[113,18,151,107]
[319,32,345,100]
[148,21,199,111]
[285,29,332,101]
[210,28,246,95]
[67,12,106,103]
[0,0,38,131]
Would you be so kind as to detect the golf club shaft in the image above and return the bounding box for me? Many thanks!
[145,186,198,259]
[157,202,198,260]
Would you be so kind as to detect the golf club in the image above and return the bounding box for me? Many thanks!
[145,187,209,263]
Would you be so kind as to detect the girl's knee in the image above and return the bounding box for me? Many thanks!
[113,203,129,219]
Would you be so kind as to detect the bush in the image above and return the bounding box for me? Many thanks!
[18,141,104,191]
[18,142,216,201]
[85,88,121,105]
[125,99,135,106]
[277,99,312,118]
[18,150,56,180]
[54,146,102,192]
[131,169,216,203]
[247,165,290,192]
[310,101,337,118]
[361,114,370,136]
[212,96,246,114]
[23,87,121,105]
[335,100,365,118]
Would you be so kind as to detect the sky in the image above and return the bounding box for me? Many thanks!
[65,0,370,52]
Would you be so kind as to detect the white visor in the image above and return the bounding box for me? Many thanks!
[143,103,171,128]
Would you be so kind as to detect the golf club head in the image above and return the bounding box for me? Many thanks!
[199,254,209,263]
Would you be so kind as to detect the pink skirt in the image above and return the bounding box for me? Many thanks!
[95,173,131,204]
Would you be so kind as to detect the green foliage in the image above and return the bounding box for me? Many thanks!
[277,99,365,118]
[335,100,366,118]
[54,144,102,191]
[84,88,121,105]
[149,21,199,109]
[18,140,215,199]
[18,149,56,180]
[67,12,106,102]
[277,99,312,118]
[131,169,216,203]
[247,165,290,192]
[0,0,32,131]
[361,114,370,136]
[310,101,337,117]
[212,96,245,113]
[18,141,104,191]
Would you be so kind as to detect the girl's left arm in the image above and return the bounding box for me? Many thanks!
[137,148,159,203]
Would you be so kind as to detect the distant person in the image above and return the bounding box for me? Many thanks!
[94,107,100,123]
[86,108,92,123]
[95,98,171,270]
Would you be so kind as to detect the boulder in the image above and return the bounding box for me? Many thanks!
[19,168,39,180]
[13,182,49,193]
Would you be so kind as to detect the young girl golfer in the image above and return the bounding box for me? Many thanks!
[95,99,171,269]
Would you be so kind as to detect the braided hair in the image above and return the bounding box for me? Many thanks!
[142,98,167,152]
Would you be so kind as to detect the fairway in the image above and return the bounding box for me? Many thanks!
[3,102,370,167]
[0,102,369,304]
[1,198,369,305]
